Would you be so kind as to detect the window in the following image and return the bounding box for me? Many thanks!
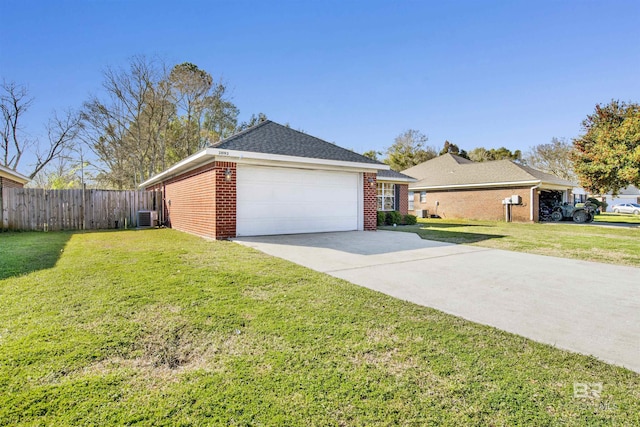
[377,183,396,211]
[420,191,427,203]
[408,191,414,210]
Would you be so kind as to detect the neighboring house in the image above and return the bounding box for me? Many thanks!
[402,154,576,222]
[592,186,640,212]
[0,165,29,229]
[0,164,28,190]
[141,120,403,239]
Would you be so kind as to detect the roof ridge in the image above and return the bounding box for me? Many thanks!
[210,119,271,148]
[269,121,386,166]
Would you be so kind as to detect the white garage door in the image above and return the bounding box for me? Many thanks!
[236,165,361,236]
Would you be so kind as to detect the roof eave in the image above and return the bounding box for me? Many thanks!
[0,165,30,184]
[139,148,390,188]
[377,176,417,183]
[410,180,542,191]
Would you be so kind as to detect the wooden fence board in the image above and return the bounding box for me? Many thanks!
[0,189,162,231]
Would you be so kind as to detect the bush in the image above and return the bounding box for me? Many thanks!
[385,211,402,225]
[403,214,417,225]
[587,197,607,212]
[377,211,386,226]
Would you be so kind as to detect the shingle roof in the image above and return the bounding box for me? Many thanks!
[403,153,576,189]
[211,120,382,165]
[377,169,416,181]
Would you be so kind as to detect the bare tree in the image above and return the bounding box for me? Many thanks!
[1,81,34,170]
[525,137,576,182]
[1,80,81,179]
[82,55,174,188]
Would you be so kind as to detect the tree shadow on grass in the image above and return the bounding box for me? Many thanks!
[415,229,505,244]
[417,221,496,229]
[0,231,72,280]
[381,224,504,245]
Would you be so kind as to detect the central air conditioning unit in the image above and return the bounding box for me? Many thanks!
[137,210,158,228]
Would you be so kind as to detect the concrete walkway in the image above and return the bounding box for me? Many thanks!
[235,231,640,373]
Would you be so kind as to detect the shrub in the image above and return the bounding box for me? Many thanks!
[403,214,417,225]
[377,211,386,226]
[385,211,402,226]
[587,197,607,212]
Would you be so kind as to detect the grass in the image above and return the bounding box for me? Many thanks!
[1,229,639,425]
[381,218,640,267]
[594,212,640,224]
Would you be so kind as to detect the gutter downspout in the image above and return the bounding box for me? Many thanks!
[530,183,541,221]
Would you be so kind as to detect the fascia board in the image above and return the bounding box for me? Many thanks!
[140,148,389,188]
[377,177,417,183]
[139,149,213,188]
[0,165,30,184]
[209,148,389,172]
[409,180,541,191]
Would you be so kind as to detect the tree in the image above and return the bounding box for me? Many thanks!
[1,80,81,178]
[31,156,87,189]
[82,57,240,188]
[439,140,467,158]
[236,112,267,132]
[385,130,437,171]
[468,146,521,162]
[362,150,381,161]
[467,147,491,162]
[572,100,640,194]
[524,138,576,181]
[82,55,173,188]
[167,62,238,161]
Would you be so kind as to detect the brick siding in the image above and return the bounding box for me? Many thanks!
[397,184,408,215]
[363,172,377,231]
[411,186,535,222]
[214,162,236,239]
[147,161,238,240]
[160,163,218,239]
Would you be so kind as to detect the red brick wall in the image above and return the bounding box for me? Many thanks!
[147,161,238,239]
[214,162,236,239]
[160,163,218,239]
[397,184,408,215]
[411,186,535,222]
[363,172,377,231]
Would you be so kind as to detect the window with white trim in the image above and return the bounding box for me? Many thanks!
[377,183,396,211]
[420,191,427,203]
[408,191,414,210]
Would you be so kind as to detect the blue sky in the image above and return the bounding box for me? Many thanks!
[1,0,639,173]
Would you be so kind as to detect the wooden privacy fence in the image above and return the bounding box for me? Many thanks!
[1,188,163,231]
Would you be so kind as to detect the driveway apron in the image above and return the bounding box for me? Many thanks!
[234,231,640,373]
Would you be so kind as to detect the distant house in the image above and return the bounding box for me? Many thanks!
[141,120,407,239]
[591,186,640,212]
[402,154,576,222]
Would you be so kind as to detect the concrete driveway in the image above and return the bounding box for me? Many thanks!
[235,231,640,373]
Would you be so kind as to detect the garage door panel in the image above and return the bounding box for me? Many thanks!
[236,166,360,236]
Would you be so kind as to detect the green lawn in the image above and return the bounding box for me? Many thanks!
[381,218,640,267]
[1,230,638,425]
[594,212,640,224]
